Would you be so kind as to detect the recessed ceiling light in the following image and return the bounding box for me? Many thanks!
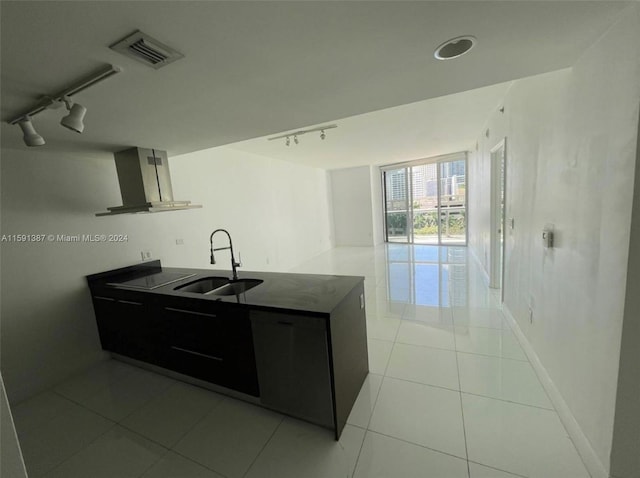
[434,36,477,60]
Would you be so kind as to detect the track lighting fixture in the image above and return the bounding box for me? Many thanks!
[268,124,337,146]
[60,97,86,133]
[17,117,45,147]
[7,64,120,147]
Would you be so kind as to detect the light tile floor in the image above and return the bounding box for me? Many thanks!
[11,245,590,478]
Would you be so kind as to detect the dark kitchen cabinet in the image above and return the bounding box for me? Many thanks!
[159,298,259,396]
[90,291,258,397]
[87,263,368,440]
[91,290,162,363]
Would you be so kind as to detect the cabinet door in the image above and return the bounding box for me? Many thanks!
[251,311,334,427]
[91,292,162,363]
[161,302,259,396]
[92,295,120,351]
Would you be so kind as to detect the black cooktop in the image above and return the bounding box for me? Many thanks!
[108,271,196,290]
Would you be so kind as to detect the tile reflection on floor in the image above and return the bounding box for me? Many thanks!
[11,245,589,478]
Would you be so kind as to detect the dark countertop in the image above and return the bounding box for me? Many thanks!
[87,260,364,316]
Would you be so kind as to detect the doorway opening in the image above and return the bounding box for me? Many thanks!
[382,153,467,245]
[489,139,506,296]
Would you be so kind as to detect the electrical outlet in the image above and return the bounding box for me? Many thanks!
[528,307,534,324]
[140,250,152,261]
[175,238,184,245]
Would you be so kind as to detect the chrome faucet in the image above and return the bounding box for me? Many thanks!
[209,229,241,280]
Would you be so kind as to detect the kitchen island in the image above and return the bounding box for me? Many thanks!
[87,260,368,440]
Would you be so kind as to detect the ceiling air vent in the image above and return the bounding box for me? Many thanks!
[110,30,183,69]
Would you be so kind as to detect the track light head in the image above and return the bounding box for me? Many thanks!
[268,124,337,145]
[60,97,86,133]
[17,117,45,147]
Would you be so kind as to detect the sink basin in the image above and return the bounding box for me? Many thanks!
[209,279,264,296]
[174,277,230,294]
[175,277,263,296]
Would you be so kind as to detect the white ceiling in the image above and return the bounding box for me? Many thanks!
[0,1,629,164]
[229,81,511,169]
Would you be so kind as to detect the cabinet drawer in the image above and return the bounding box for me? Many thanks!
[165,343,227,384]
[160,303,259,396]
[162,306,228,354]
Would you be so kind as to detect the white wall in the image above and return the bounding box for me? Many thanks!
[169,148,333,272]
[0,145,332,403]
[610,109,640,478]
[370,166,384,245]
[468,6,640,476]
[330,166,375,246]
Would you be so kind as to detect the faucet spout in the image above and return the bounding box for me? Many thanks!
[209,229,240,280]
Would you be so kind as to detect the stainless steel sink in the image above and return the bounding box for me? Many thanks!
[175,277,263,296]
[174,277,230,294]
[209,279,263,296]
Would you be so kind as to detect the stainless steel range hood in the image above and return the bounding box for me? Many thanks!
[96,147,201,216]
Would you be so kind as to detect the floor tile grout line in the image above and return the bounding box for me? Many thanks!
[49,388,121,424]
[50,374,231,433]
[464,252,572,424]
[350,427,368,477]
[50,382,164,427]
[451,299,472,478]
[464,249,589,478]
[11,390,92,437]
[454,348,529,363]
[467,459,529,478]
[383,369,461,393]
[363,429,470,463]
[117,421,176,451]
[500,310,562,416]
[241,414,286,478]
[169,447,234,478]
[378,310,404,383]
[146,389,228,451]
[379,372,460,394]
[352,311,404,477]
[379,353,555,411]
[361,265,470,472]
[458,390,556,412]
[347,422,367,432]
[42,371,281,478]
[37,421,120,478]
[50,364,176,427]
[391,338,529,363]
[45,376,232,477]
[51,360,147,405]
[134,447,172,478]
[497,297,592,475]
[113,376,179,425]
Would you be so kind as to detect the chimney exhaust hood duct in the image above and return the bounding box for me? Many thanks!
[96,147,201,216]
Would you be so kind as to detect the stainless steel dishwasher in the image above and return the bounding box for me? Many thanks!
[250,310,334,428]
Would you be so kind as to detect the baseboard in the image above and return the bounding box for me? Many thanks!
[501,305,610,478]
[468,245,491,287]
